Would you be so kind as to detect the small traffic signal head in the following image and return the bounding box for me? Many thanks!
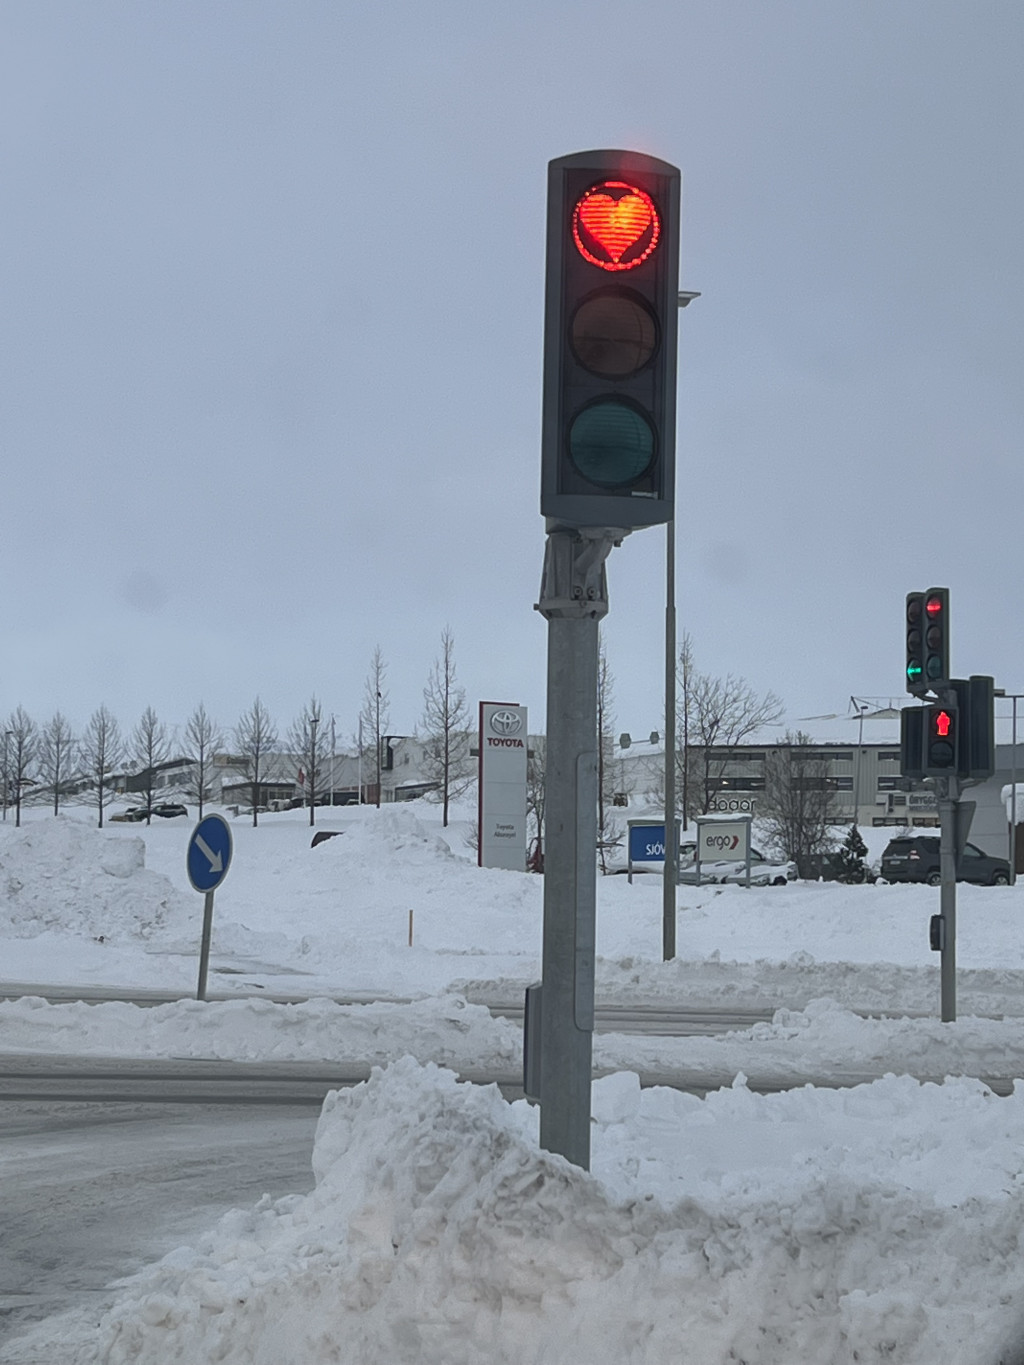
[541,150,681,530]
[923,588,950,686]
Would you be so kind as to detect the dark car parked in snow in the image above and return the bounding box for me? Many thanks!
[880,835,1010,887]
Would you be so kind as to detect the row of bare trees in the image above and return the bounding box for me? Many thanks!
[0,630,480,832]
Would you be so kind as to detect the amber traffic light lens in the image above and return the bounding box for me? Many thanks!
[570,292,658,378]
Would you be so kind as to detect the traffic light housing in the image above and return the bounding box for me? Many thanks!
[955,675,995,780]
[541,150,681,530]
[905,587,949,694]
[900,705,924,778]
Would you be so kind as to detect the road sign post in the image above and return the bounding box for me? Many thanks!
[187,813,233,1002]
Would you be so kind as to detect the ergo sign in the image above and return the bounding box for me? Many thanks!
[696,818,751,865]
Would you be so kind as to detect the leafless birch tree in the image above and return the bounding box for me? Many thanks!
[420,627,472,826]
[288,696,323,827]
[234,697,278,827]
[131,706,169,823]
[184,702,224,819]
[81,705,123,829]
[38,711,76,815]
[3,706,37,827]
[359,647,390,808]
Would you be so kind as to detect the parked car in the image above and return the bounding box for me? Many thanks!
[151,803,188,819]
[880,835,1010,887]
[679,847,796,887]
[109,807,147,823]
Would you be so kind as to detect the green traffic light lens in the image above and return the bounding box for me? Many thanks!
[907,663,923,683]
[567,399,655,488]
[926,654,943,680]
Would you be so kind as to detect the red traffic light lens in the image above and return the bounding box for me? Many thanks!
[572,181,660,272]
[934,710,952,738]
[925,595,944,616]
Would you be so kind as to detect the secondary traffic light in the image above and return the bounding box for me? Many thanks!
[905,587,950,695]
[905,592,925,693]
[541,150,681,530]
[922,588,950,687]
[924,704,957,775]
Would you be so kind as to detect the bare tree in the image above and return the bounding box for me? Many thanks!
[288,696,322,827]
[359,647,390,808]
[234,697,278,827]
[81,705,123,829]
[420,626,472,827]
[131,706,170,823]
[38,711,76,816]
[184,702,223,819]
[597,640,618,873]
[761,731,839,876]
[526,735,546,872]
[677,639,783,817]
[4,707,37,827]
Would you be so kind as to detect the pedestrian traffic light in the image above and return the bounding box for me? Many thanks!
[905,592,925,694]
[922,587,949,687]
[541,150,681,530]
[924,704,957,775]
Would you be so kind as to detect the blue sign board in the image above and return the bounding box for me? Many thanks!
[629,822,670,863]
[628,820,683,869]
[187,813,233,894]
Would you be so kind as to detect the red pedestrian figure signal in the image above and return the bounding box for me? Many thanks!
[935,710,952,737]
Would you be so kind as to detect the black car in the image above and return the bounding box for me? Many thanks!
[151,803,188,819]
[880,835,1010,887]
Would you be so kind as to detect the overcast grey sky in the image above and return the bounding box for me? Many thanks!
[1,1,1021,745]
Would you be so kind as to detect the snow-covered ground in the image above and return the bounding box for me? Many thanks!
[4,803,1024,1363]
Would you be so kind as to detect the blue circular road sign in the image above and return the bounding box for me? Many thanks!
[187,813,233,894]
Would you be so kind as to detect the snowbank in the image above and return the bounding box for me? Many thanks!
[0,817,194,944]
[79,1060,1024,1365]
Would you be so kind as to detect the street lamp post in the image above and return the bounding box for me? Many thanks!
[309,712,319,828]
[995,689,1022,884]
[2,731,12,822]
[851,698,869,829]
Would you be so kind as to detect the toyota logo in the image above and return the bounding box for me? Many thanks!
[490,709,523,737]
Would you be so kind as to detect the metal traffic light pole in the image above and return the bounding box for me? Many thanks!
[936,765,959,1023]
[535,527,618,1170]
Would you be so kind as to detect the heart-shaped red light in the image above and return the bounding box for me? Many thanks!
[573,181,659,271]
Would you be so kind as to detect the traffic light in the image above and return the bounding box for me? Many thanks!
[900,705,924,778]
[922,587,950,687]
[541,150,681,530]
[905,592,925,694]
[924,703,958,775]
[954,675,995,780]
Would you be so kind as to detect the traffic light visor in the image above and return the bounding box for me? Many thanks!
[572,181,661,271]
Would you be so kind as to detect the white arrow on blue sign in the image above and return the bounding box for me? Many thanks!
[187,813,233,894]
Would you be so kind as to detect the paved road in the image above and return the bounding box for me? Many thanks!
[0,979,778,1036]
[0,1100,320,1357]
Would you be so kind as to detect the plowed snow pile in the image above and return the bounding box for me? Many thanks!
[78,1059,1024,1365]
[0,818,193,944]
